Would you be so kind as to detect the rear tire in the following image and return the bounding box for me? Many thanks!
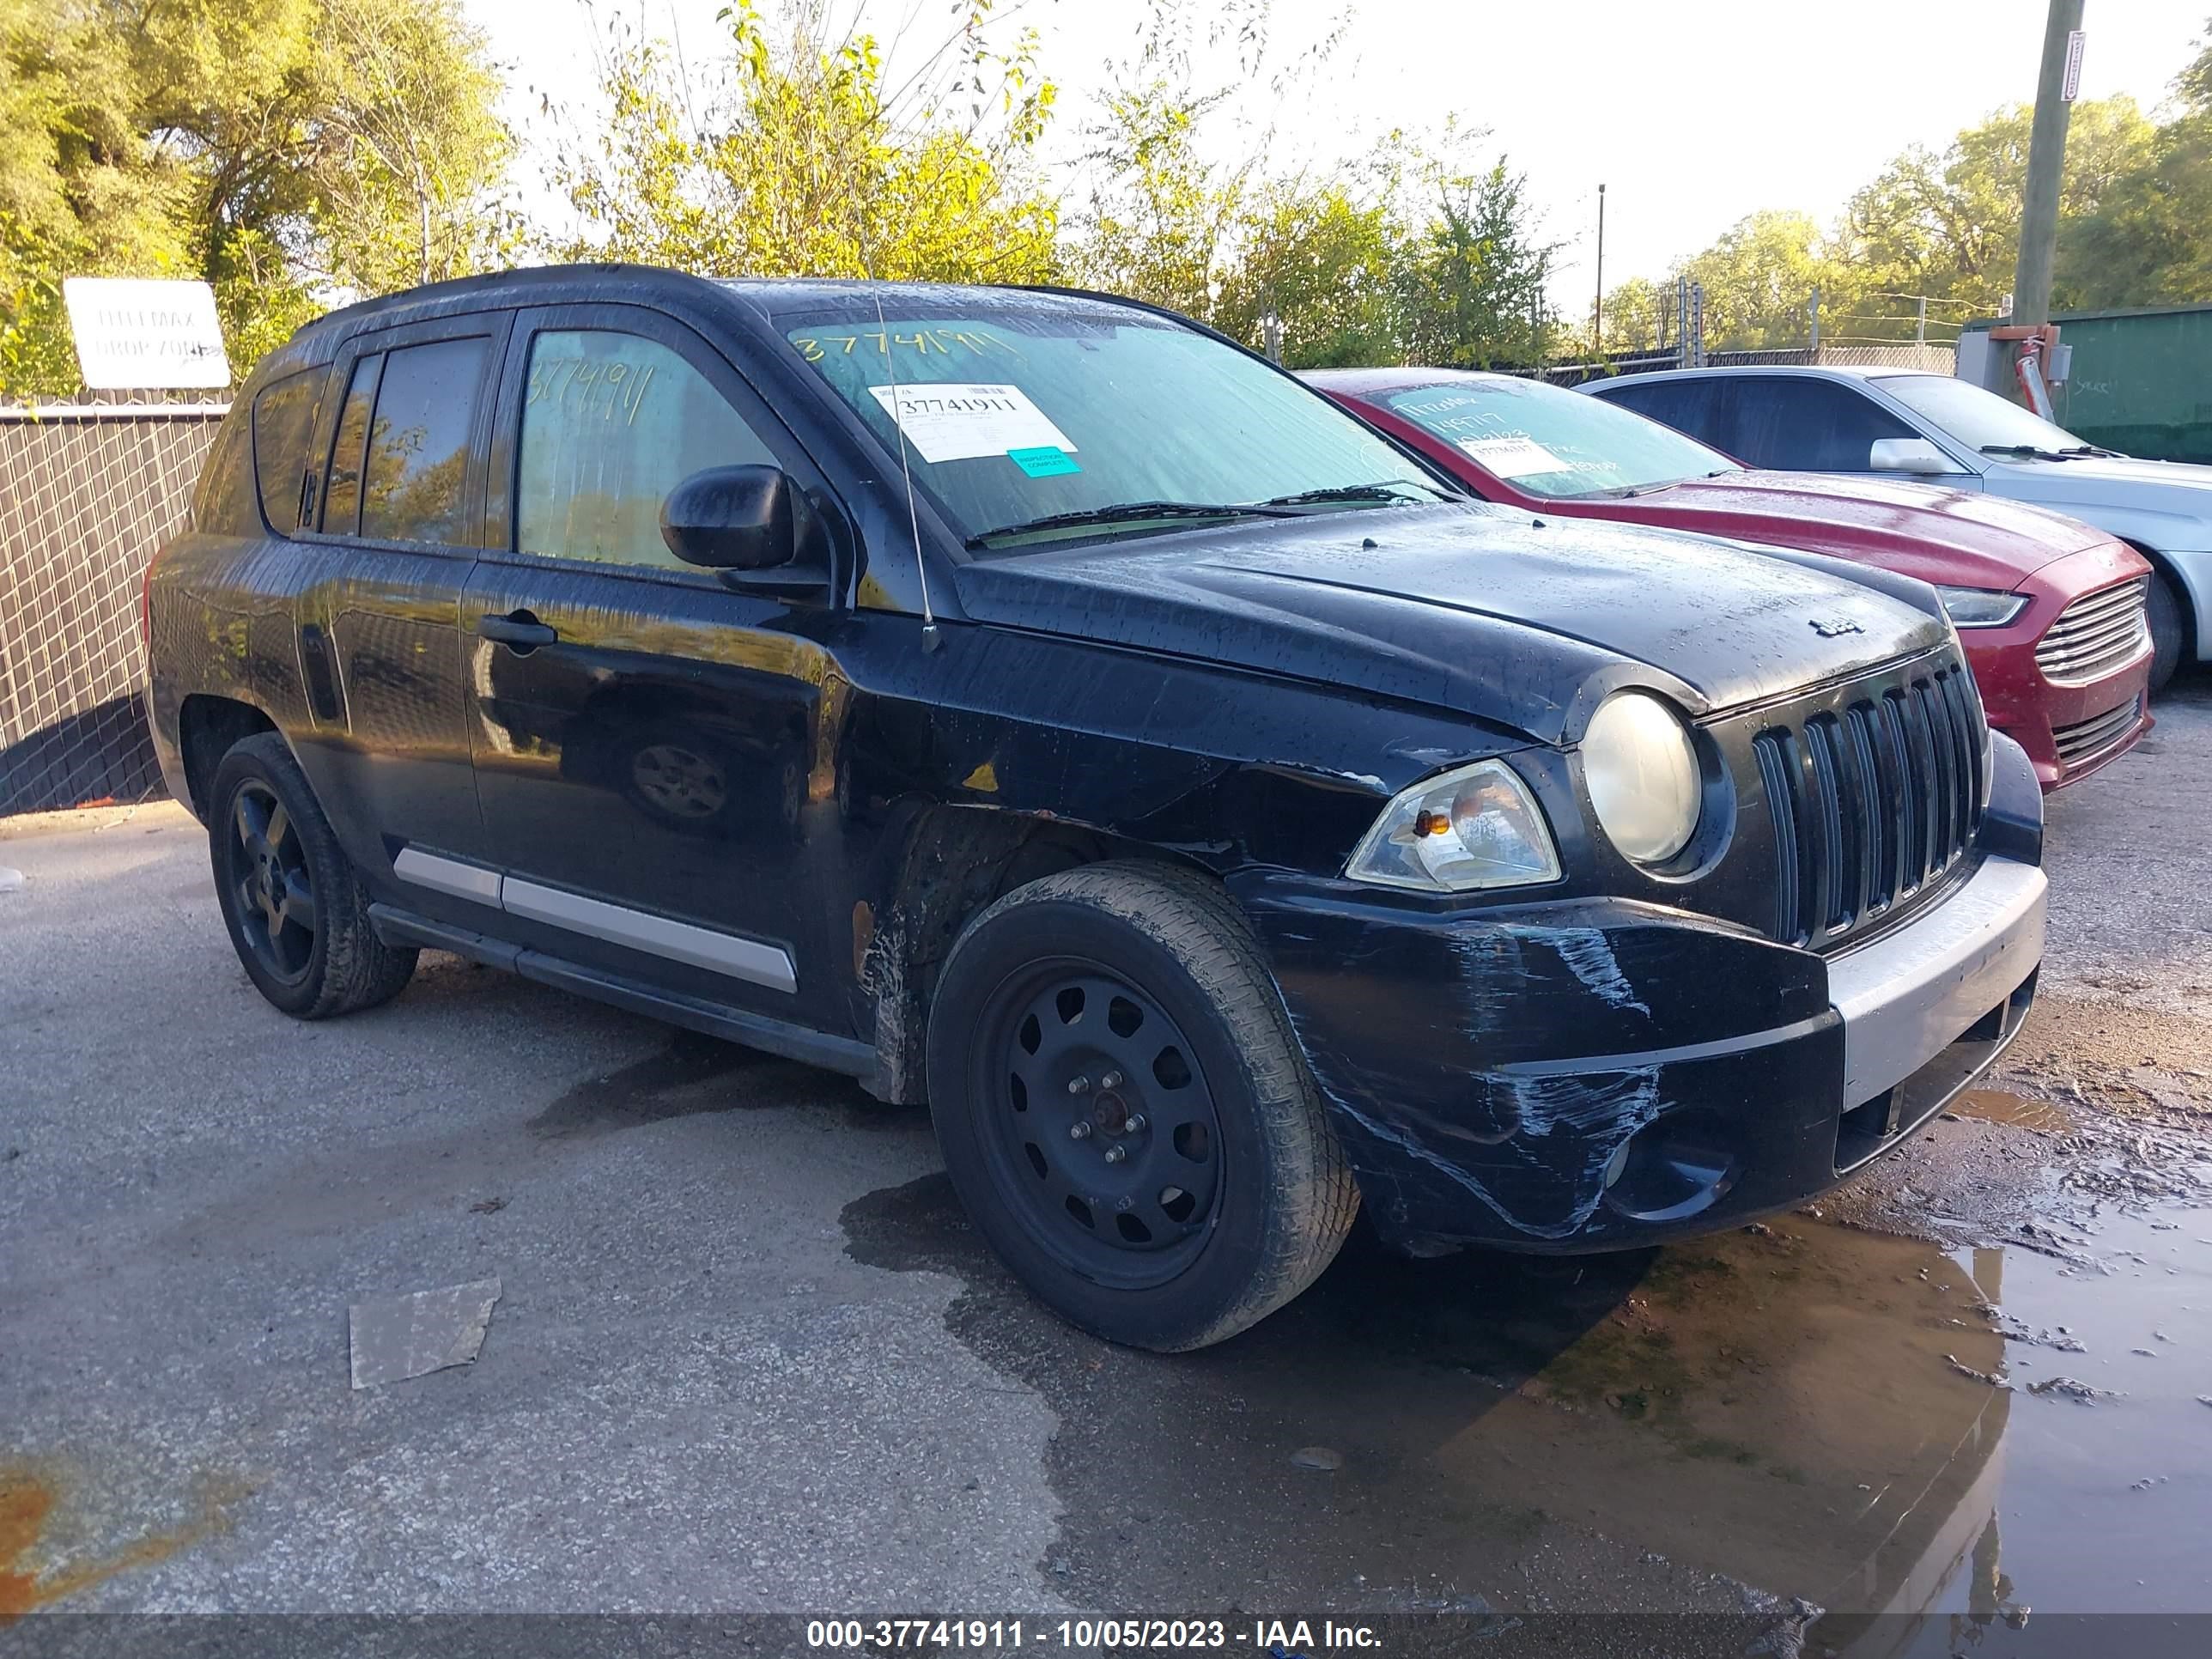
[925,861,1358,1351]
[2145,572,2185,695]
[209,732,418,1018]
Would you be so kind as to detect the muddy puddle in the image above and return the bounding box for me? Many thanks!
[846,1168,2212,1649]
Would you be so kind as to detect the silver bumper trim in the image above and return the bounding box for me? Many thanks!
[1828,855,2046,1107]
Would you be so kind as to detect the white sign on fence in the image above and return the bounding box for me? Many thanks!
[62,277,231,389]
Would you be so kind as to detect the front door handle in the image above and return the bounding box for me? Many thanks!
[477,611,557,652]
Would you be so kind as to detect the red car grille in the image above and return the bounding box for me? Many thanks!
[2036,576,2149,685]
[2052,694,2144,769]
[1752,663,1984,950]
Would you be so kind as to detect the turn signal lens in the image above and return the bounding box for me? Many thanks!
[1345,760,1561,892]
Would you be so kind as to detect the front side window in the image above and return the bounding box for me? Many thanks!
[1873,374,2089,456]
[1724,379,1916,472]
[1382,377,1736,499]
[252,368,327,533]
[360,336,489,544]
[781,303,1445,550]
[515,330,777,569]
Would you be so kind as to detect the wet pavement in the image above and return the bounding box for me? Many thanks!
[2,677,2209,1650]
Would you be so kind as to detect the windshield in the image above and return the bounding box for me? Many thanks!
[783,306,1445,549]
[1873,374,2088,454]
[1381,375,1738,499]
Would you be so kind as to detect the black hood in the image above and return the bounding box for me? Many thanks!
[953,501,1948,747]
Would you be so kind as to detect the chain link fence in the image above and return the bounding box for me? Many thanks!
[2,402,227,815]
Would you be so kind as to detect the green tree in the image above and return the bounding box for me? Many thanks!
[2057,21,2212,307]
[1596,276,1667,355]
[1675,210,1844,350]
[1065,0,1291,318]
[549,1,1059,283]
[1391,150,1559,368]
[1212,178,1401,367]
[1834,97,2155,328]
[0,0,514,398]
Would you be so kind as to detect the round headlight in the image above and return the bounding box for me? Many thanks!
[1583,692,1700,865]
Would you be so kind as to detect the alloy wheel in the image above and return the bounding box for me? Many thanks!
[228,781,317,983]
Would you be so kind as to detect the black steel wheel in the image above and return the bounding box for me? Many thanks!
[208,732,417,1018]
[976,962,1224,1290]
[927,861,1358,1351]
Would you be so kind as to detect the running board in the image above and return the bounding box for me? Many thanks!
[367,904,876,1081]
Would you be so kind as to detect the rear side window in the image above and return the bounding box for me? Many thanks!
[1595,377,1727,447]
[360,336,490,544]
[188,410,258,537]
[252,368,326,533]
[1722,379,1916,471]
[515,329,776,569]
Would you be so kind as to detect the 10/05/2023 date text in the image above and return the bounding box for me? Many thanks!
[805,1619,1382,1650]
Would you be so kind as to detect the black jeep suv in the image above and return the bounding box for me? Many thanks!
[147,267,2047,1349]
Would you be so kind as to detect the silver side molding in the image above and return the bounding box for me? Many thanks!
[502,878,798,994]
[392,848,504,905]
[393,848,797,995]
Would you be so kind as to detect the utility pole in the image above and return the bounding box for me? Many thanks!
[1593,183,1606,356]
[2015,0,2086,328]
[1809,286,1821,357]
[1916,295,1928,343]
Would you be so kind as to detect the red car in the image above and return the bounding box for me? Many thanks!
[1310,368,2154,790]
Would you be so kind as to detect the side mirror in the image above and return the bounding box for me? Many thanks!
[1869,437,1952,476]
[659,465,824,573]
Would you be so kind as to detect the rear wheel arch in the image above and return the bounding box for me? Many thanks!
[177,696,278,819]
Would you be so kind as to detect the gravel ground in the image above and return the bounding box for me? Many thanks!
[3,675,2209,1644]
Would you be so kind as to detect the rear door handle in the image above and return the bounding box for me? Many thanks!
[477,611,557,651]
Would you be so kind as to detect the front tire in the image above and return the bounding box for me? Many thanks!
[209,732,418,1018]
[926,862,1358,1350]
[2145,572,2186,695]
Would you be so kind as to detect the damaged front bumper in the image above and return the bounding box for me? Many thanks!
[1232,752,2048,1255]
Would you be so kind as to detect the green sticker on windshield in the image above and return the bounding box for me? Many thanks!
[1008,446,1080,478]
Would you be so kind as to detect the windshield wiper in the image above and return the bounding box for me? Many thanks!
[964,500,1305,549]
[1978,443,2105,461]
[1257,480,1444,507]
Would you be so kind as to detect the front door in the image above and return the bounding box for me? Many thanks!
[462,304,850,1030]
[289,313,511,908]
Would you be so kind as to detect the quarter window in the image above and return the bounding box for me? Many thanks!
[516,330,777,569]
[360,336,490,544]
[1596,378,1726,446]
[252,368,327,533]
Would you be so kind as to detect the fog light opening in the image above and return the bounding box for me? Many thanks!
[1603,1114,1737,1223]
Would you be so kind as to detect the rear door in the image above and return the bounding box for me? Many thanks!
[461,302,851,1031]
[1589,375,1729,451]
[289,313,511,910]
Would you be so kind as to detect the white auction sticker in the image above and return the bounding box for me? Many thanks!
[1457,435,1567,479]
[868,382,1077,464]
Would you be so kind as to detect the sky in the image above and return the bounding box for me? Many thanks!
[464,0,2211,313]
